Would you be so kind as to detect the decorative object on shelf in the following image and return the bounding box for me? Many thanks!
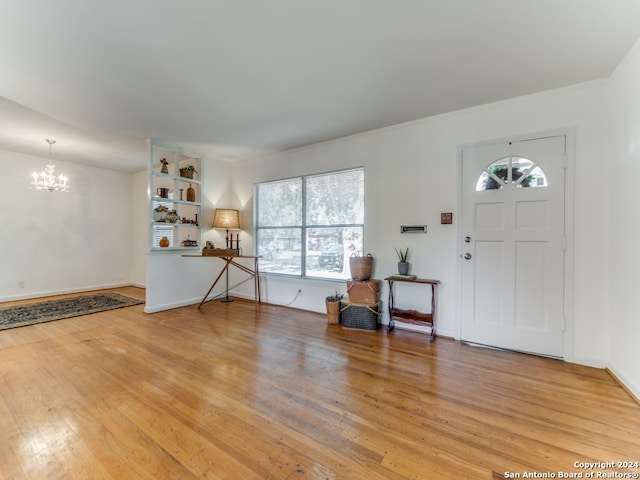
[160,158,169,174]
[159,236,170,248]
[212,208,241,302]
[153,205,169,222]
[31,139,69,192]
[186,183,196,202]
[229,232,242,251]
[165,210,179,223]
[395,247,410,276]
[349,253,373,281]
[325,291,343,325]
[179,189,184,200]
[181,235,198,247]
[179,165,198,179]
[156,187,171,198]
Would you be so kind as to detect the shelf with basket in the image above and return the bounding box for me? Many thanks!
[149,140,203,250]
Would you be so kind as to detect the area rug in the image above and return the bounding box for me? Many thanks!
[0,293,144,331]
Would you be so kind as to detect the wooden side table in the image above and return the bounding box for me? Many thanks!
[182,255,262,308]
[385,276,440,342]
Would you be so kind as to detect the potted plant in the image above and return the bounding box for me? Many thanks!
[179,164,198,179]
[325,290,344,325]
[395,247,410,275]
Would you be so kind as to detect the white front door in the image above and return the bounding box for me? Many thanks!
[460,135,566,357]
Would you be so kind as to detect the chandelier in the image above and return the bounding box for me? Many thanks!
[31,139,69,192]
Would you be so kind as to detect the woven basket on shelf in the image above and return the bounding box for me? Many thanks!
[179,168,194,179]
[349,253,373,281]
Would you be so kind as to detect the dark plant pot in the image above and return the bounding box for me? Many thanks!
[398,262,409,275]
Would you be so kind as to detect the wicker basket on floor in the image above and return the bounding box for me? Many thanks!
[341,302,380,330]
[326,298,342,324]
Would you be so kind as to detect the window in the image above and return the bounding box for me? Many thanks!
[255,168,364,279]
[476,156,548,191]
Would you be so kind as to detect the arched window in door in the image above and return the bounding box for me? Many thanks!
[475,156,548,191]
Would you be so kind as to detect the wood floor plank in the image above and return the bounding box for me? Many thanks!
[38,340,192,479]
[0,287,638,479]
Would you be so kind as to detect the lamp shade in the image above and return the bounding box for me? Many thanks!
[212,209,240,230]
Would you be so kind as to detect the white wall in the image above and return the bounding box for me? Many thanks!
[607,40,640,400]
[0,150,135,300]
[130,170,149,287]
[229,80,611,368]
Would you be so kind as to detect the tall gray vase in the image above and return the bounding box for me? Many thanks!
[398,262,409,275]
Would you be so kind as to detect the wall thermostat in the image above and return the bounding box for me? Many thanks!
[441,212,453,224]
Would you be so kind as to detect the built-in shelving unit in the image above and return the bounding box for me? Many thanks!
[149,140,203,251]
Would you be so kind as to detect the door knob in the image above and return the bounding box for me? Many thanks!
[464,253,472,260]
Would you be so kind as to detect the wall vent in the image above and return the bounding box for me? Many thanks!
[400,225,427,234]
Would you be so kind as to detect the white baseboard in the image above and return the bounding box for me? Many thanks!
[0,282,136,303]
[144,297,201,313]
[569,355,607,369]
[607,362,640,405]
[143,290,259,313]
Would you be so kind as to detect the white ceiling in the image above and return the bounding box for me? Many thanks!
[1,0,640,173]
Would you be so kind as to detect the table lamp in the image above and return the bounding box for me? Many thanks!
[212,208,241,302]
[212,208,241,248]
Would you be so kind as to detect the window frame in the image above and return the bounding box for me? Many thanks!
[254,167,364,280]
[475,156,548,191]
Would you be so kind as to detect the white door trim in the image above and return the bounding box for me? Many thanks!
[455,127,575,362]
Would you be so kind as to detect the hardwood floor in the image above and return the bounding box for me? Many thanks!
[0,287,638,479]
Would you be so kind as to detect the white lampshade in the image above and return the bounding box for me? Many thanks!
[212,209,240,230]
